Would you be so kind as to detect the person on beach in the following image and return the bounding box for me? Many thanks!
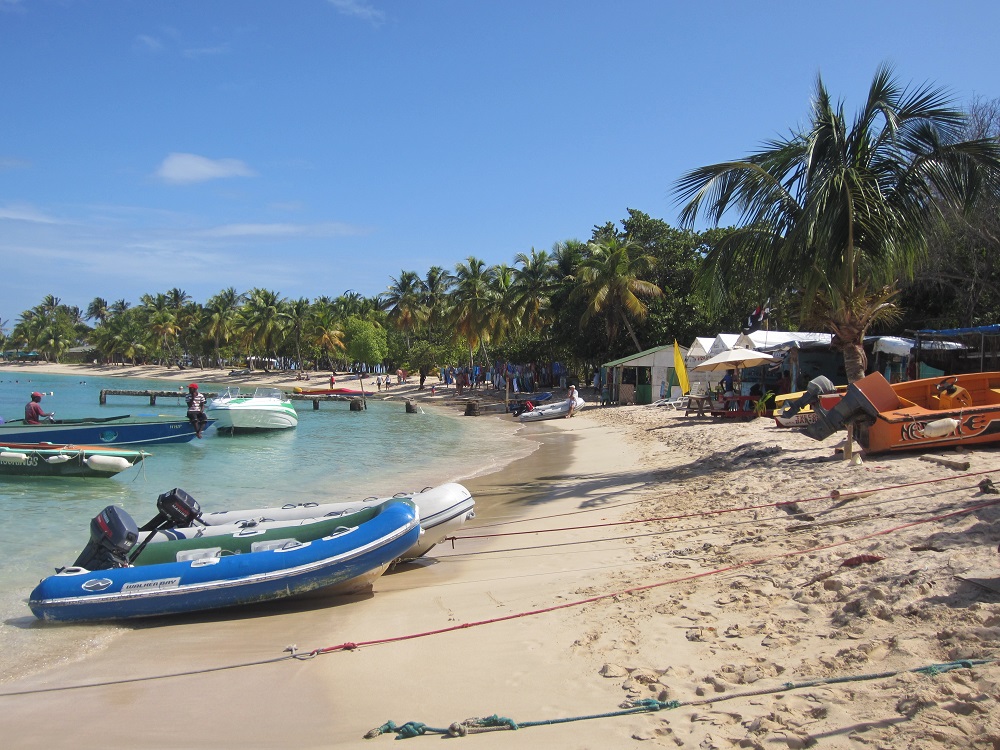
[565,384,578,418]
[24,391,54,424]
[376,375,382,392]
[185,383,208,438]
[720,369,735,396]
[329,374,336,387]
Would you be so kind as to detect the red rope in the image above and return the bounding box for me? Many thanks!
[308,494,1000,657]
[446,468,999,541]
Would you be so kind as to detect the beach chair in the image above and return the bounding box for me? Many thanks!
[662,386,689,410]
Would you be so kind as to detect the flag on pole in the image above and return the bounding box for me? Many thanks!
[673,340,690,394]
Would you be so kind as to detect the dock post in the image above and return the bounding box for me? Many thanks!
[150,395,156,405]
[313,399,320,410]
[99,390,106,405]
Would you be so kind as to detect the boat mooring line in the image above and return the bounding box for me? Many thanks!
[446,468,1000,543]
[0,652,297,697]
[439,488,979,560]
[5,480,998,699]
[363,658,997,740]
[300,495,1000,659]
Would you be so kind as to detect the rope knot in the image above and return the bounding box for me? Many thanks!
[396,721,428,739]
[363,721,397,739]
[474,714,518,730]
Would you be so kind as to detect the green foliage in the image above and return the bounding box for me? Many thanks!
[344,317,388,365]
[676,64,1000,381]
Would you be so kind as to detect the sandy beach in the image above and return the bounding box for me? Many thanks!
[2,361,1000,748]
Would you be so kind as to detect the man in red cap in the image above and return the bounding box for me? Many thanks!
[185,383,207,438]
[25,391,54,424]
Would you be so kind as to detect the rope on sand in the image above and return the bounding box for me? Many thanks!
[363,658,995,740]
[446,467,1000,544]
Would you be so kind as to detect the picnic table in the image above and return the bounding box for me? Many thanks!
[684,394,713,417]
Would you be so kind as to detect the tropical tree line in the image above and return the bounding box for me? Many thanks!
[3,67,1000,385]
[0,215,729,381]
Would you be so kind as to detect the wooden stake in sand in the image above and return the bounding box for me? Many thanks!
[830,488,879,501]
[919,455,972,471]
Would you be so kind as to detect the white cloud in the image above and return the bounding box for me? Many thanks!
[134,34,164,53]
[199,222,367,238]
[0,157,30,171]
[327,0,385,25]
[0,203,61,224]
[155,153,256,184]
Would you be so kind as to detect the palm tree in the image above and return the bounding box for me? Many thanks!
[675,64,1000,381]
[166,288,191,310]
[310,308,346,369]
[86,298,110,325]
[510,248,558,332]
[448,257,497,368]
[571,237,663,352]
[148,310,180,365]
[110,299,131,316]
[280,297,313,369]
[203,288,244,367]
[422,266,453,334]
[237,288,286,370]
[380,271,426,351]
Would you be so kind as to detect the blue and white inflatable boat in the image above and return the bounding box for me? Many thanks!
[29,498,420,622]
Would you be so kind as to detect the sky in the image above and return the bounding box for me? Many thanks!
[2,0,998,328]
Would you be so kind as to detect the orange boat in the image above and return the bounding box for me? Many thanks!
[804,371,1000,454]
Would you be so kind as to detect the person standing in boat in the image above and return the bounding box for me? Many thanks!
[24,391,54,424]
[185,383,208,439]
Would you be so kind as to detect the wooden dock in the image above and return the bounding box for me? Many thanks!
[98,389,366,410]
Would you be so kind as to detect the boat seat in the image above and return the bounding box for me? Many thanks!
[852,372,902,415]
[936,386,972,410]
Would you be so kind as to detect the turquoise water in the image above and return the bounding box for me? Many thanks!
[0,371,533,681]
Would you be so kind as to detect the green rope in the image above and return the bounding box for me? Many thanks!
[363,659,994,740]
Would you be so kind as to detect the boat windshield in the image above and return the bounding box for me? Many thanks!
[252,387,284,400]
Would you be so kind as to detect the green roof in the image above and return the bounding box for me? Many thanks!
[602,344,676,369]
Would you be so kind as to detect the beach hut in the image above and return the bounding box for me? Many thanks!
[706,334,741,357]
[602,344,684,405]
[685,337,715,367]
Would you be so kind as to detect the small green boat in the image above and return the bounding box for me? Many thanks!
[0,442,150,478]
[131,498,415,566]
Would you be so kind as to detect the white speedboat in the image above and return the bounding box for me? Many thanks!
[207,387,298,432]
[518,395,585,422]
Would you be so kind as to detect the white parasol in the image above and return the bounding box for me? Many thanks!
[692,347,777,372]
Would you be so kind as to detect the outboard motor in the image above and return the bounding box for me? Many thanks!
[72,505,139,570]
[130,489,203,563]
[780,376,836,419]
[138,488,202,532]
[804,384,875,441]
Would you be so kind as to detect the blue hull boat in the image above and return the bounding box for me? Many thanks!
[29,500,419,622]
[0,414,214,446]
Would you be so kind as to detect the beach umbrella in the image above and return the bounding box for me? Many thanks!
[692,347,777,372]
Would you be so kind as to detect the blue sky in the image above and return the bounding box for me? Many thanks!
[2,0,998,328]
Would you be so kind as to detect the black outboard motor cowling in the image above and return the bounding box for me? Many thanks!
[156,488,202,527]
[780,375,836,418]
[138,488,202,532]
[73,505,139,570]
